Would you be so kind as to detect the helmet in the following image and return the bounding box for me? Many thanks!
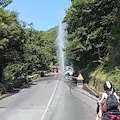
[103,81,112,91]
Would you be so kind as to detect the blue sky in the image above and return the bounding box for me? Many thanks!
[6,0,71,31]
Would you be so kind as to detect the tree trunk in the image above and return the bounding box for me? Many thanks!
[0,66,3,83]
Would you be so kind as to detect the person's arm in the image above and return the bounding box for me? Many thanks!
[99,93,105,104]
[98,93,108,112]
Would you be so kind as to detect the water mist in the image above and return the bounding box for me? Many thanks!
[56,22,67,71]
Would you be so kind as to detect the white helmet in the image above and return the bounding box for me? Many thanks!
[103,81,112,91]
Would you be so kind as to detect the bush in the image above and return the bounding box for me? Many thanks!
[4,63,26,80]
[0,83,6,94]
[13,76,28,88]
[40,71,45,77]
[3,63,28,88]
[5,82,13,92]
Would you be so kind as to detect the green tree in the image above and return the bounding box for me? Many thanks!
[0,0,12,8]
[0,1,58,90]
[64,0,120,71]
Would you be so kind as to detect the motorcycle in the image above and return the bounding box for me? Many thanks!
[102,110,120,120]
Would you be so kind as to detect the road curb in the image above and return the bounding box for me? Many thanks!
[83,84,99,98]
[0,73,55,101]
[0,93,11,100]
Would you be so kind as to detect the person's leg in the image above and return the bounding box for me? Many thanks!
[95,114,99,120]
[98,108,102,120]
[95,104,102,120]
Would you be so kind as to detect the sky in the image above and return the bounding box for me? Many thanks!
[6,0,71,31]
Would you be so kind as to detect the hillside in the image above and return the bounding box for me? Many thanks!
[64,0,120,94]
[0,0,58,91]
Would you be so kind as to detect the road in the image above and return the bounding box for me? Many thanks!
[0,73,98,120]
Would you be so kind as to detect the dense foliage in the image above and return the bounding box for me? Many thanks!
[0,0,57,91]
[64,0,120,91]
[64,0,120,70]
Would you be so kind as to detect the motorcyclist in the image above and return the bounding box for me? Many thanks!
[95,81,119,120]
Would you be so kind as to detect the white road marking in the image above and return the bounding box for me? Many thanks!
[40,78,59,120]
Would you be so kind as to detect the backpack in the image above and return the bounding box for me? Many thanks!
[106,93,118,110]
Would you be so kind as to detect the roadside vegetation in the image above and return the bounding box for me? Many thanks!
[0,0,58,93]
[64,0,120,95]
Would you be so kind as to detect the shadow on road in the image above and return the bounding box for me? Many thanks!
[62,75,99,99]
[0,75,58,100]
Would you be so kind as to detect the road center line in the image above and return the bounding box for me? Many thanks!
[40,78,59,120]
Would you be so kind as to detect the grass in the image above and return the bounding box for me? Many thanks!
[89,65,120,96]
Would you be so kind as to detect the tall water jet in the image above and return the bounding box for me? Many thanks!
[56,21,67,71]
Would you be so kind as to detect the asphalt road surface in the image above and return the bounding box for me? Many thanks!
[0,73,98,120]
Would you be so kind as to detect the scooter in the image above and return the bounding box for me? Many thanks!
[102,110,120,120]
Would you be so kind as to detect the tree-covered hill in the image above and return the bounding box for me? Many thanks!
[0,0,58,92]
[64,0,120,92]
[41,27,58,67]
